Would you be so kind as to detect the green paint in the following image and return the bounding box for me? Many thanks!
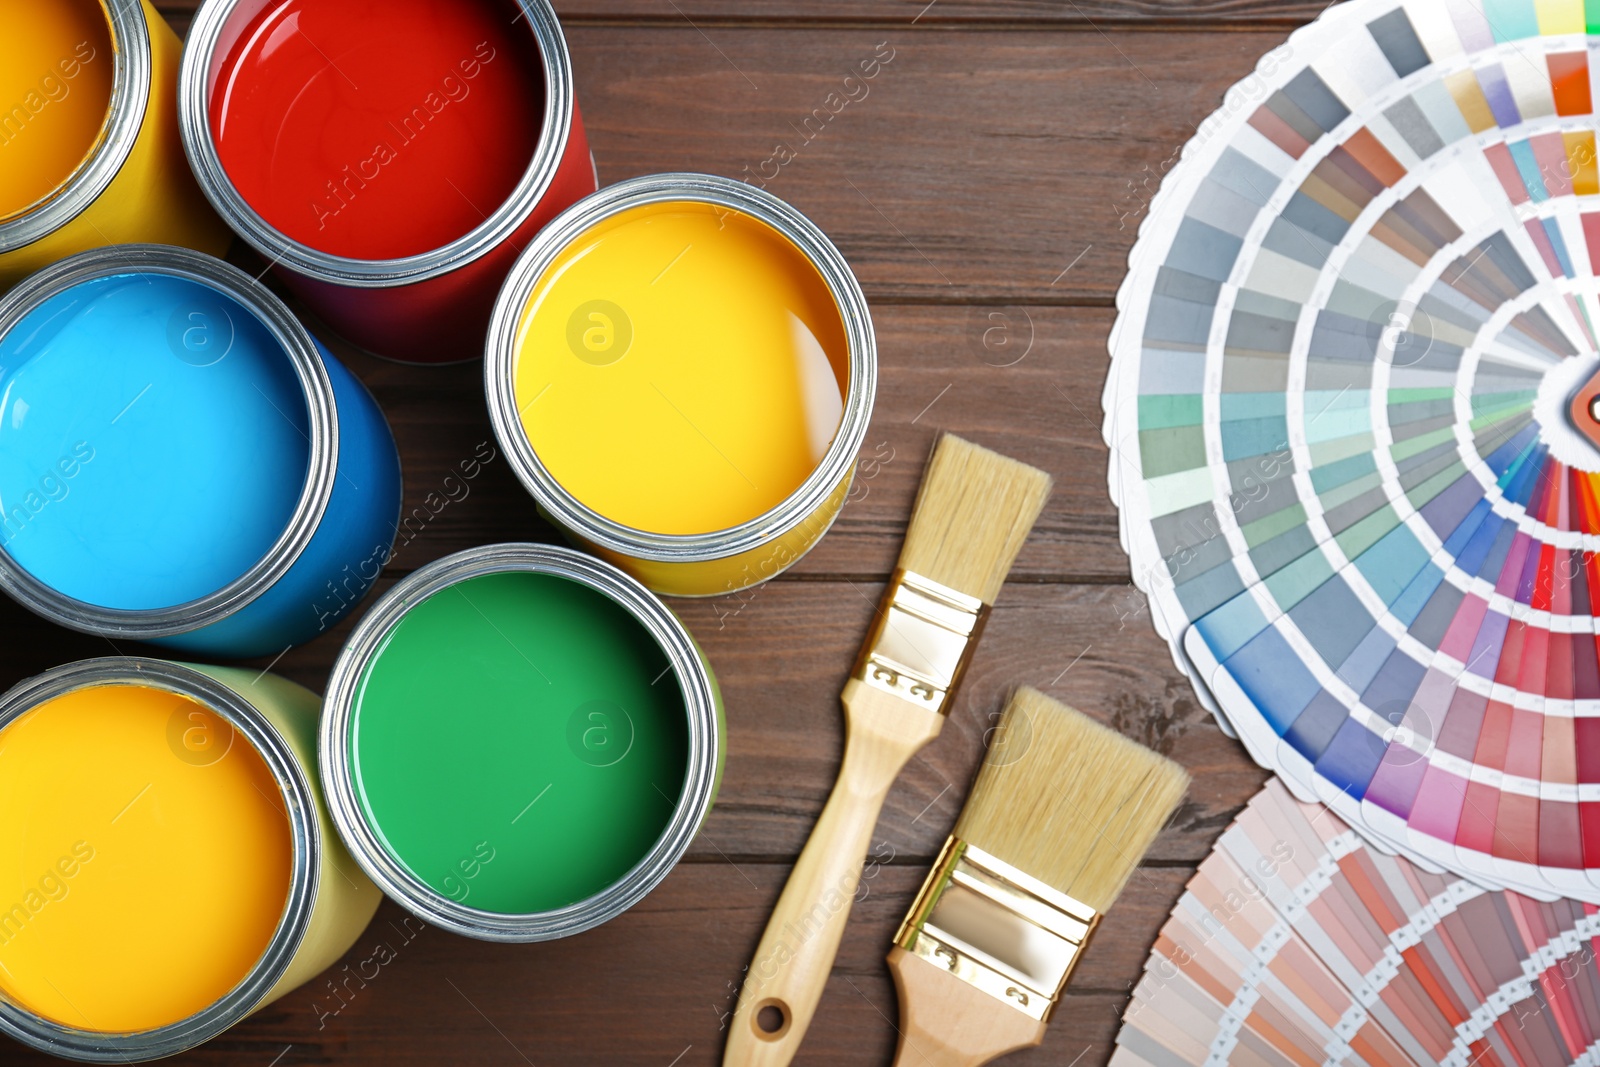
[349,571,689,914]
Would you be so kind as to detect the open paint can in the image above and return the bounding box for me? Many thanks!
[0,0,231,289]
[0,244,402,659]
[0,657,382,1062]
[178,0,598,364]
[321,543,723,941]
[484,174,876,597]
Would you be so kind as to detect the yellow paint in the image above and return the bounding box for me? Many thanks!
[576,464,857,597]
[1535,0,1585,34]
[0,0,114,220]
[1447,69,1497,134]
[185,665,384,1011]
[1566,131,1599,195]
[512,201,849,536]
[0,0,230,289]
[0,683,292,1032]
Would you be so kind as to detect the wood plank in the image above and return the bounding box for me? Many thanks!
[573,26,1281,304]
[0,580,1267,866]
[667,580,1264,865]
[289,302,1134,585]
[152,13,1290,303]
[155,0,1323,29]
[1,865,1189,1066]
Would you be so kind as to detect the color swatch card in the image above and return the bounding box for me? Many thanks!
[1105,0,1600,898]
[1113,780,1600,1067]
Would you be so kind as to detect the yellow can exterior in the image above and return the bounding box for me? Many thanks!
[183,664,384,1010]
[569,464,857,598]
[0,0,231,289]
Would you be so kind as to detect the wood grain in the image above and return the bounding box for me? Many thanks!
[4,866,1191,1066]
[886,946,1048,1066]
[571,26,1284,304]
[155,0,1324,28]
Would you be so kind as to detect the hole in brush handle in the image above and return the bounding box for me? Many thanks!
[753,999,790,1041]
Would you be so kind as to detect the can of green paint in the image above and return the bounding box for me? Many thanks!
[319,543,722,941]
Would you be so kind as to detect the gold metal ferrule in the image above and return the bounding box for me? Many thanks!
[894,838,1101,1022]
[851,569,989,715]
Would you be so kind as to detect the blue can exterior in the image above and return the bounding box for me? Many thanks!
[150,340,402,658]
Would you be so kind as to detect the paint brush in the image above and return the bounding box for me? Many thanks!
[887,687,1189,1066]
[723,434,1052,1067]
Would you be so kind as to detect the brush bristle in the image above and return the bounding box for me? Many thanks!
[954,687,1189,913]
[896,435,1052,605]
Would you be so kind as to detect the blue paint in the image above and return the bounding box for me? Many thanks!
[159,342,403,657]
[0,269,402,658]
[0,274,308,608]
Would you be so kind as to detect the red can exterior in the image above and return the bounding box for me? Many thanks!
[178,0,596,365]
[281,108,596,364]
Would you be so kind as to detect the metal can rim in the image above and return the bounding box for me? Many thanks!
[177,0,577,288]
[0,244,339,639]
[319,542,721,942]
[0,657,320,1063]
[0,0,153,254]
[483,173,877,565]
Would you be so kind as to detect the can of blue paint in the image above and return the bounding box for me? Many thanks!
[0,244,403,657]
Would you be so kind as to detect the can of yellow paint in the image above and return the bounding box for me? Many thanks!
[0,0,231,289]
[484,173,876,597]
[0,658,381,1062]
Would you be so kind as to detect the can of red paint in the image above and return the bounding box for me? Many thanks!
[177,0,597,363]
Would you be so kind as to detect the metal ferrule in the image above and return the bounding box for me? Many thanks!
[0,0,151,252]
[0,244,338,639]
[852,569,989,715]
[484,173,876,588]
[179,0,576,286]
[0,658,318,1062]
[895,839,1101,1024]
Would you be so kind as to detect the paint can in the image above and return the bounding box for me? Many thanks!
[0,244,402,659]
[484,174,876,597]
[177,0,598,364]
[0,0,231,289]
[0,657,382,1062]
[321,543,723,941]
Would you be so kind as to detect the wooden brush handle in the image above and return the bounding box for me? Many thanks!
[887,946,1048,1066]
[722,680,944,1067]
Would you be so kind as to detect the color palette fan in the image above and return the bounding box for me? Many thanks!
[1112,780,1600,1067]
[1105,0,1600,900]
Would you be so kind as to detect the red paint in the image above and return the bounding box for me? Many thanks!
[210,0,545,260]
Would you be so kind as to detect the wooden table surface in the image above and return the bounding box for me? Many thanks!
[1,3,1324,1064]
